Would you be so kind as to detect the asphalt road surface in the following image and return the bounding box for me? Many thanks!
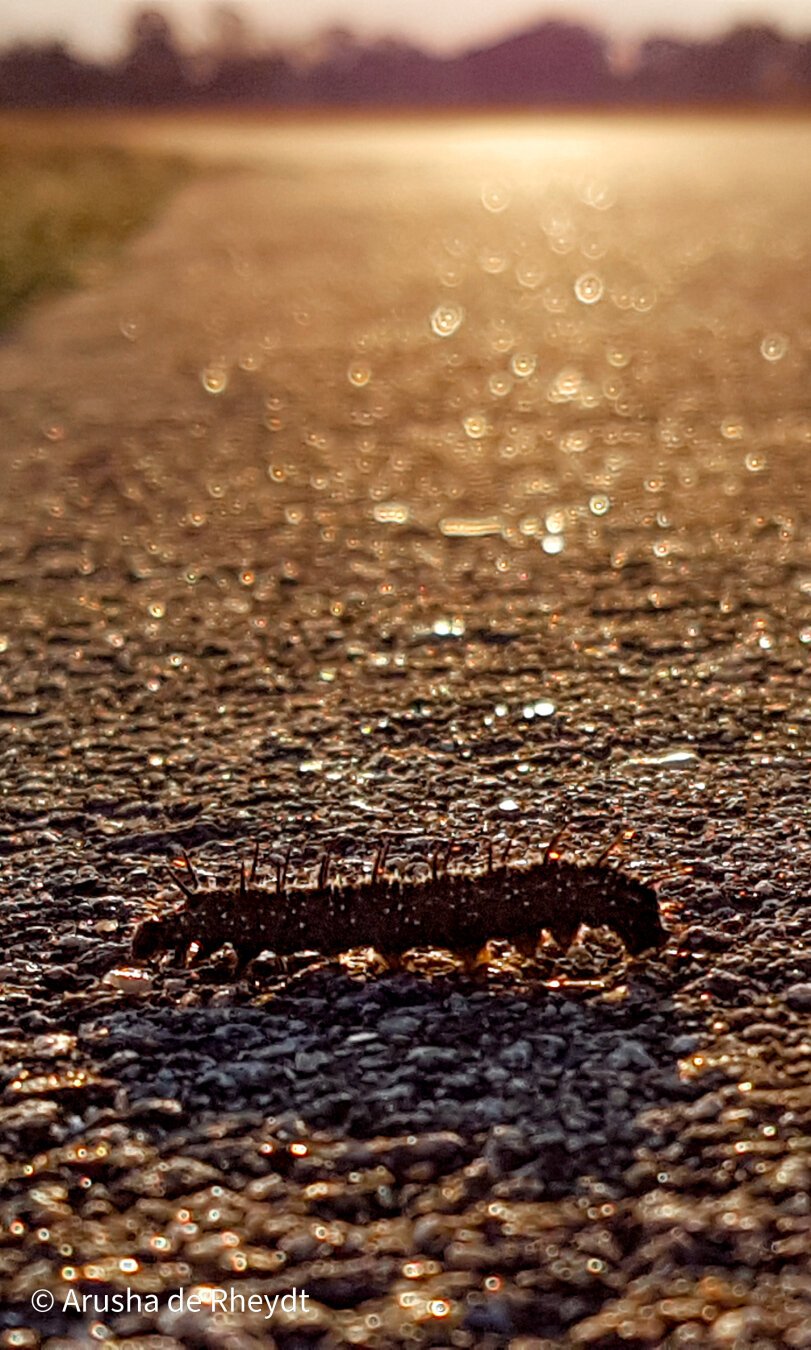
[0,114,810,1347]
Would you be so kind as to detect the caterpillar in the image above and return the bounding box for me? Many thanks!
[131,829,672,975]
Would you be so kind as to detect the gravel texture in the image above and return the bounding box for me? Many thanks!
[0,113,810,1348]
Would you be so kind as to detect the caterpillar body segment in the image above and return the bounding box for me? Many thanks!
[132,834,670,975]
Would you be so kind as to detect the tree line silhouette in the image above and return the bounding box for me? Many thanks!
[1,8,810,108]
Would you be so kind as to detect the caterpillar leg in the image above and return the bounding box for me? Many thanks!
[547,923,579,952]
[207,942,240,978]
[513,934,542,963]
[457,943,492,974]
[282,954,341,985]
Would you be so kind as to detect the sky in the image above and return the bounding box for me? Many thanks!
[2,0,810,60]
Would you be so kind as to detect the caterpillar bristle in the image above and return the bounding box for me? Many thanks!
[318,847,332,890]
[281,842,293,893]
[502,829,517,867]
[372,837,391,884]
[650,866,691,887]
[543,823,568,865]
[431,843,443,882]
[180,849,199,888]
[595,826,631,867]
[163,863,194,901]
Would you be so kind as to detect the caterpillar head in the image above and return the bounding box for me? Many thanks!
[616,897,669,956]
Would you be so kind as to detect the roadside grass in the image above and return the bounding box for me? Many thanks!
[0,139,192,328]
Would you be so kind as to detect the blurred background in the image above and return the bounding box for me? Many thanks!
[2,0,811,108]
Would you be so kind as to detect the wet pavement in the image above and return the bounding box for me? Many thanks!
[0,113,810,1347]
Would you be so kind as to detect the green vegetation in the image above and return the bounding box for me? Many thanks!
[0,140,191,327]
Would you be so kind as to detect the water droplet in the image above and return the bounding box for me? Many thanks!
[534,700,557,717]
[438,263,464,287]
[542,535,564,555]
[549,368,582,402]
[589,494,610,516]
[581,177,616,210]
[348,362,371,387]
[631,285,656,312]
[481,181,511,213]
[430,303,464,338]
[581,234,606,261]
[560,429,590,454]
[432,617,465,637]
[620,750,699,771]
[488,372,513,398]
[574,272,604,304]
[543,283,570,314]
[439,516,504,538]
[511,353,537,379]
[720,417,745,440]
[516,258,544,289]
[373,502,411,525]
[479,248,508,274]
[201,364,228,395]
[760,333,788,362]
[463,413,489,440]
[499,797,519,812]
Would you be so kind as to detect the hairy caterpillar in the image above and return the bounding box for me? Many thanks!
[131,830,671,975]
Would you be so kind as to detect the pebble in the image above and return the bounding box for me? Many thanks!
[102,967,154,994]
[753,879,776,897]
[606,1040,657,1071]
[785,982,811,1011]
